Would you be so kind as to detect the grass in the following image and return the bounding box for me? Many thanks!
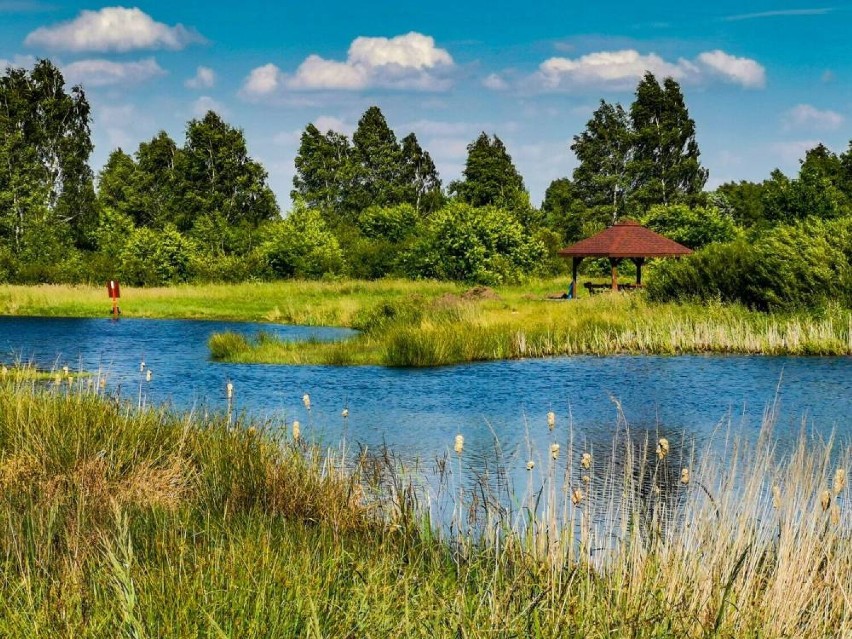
[210,290,852,366]
[0,378,849,637]
[3,278,850,365]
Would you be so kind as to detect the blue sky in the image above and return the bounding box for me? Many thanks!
[2,1,851,207]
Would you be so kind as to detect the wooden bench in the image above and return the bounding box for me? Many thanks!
[583,282,640,294]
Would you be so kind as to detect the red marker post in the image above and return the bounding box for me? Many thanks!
[107,280,121,319]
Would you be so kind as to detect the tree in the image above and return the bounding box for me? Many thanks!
[400,133,443,214]
[292,123,357,220]
[177,111,278,234]
[0,59,96,256]
[571,100,632,224]
[449,133,527,210]
[134,131,180,228]
[628,73,707,213]
[351,106,405,209]
[541,178,588,243]
[716,181,767,228]
[762,167,844,224]
[261,205,345,279]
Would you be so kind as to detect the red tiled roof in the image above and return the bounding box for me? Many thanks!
[558,219,693,258]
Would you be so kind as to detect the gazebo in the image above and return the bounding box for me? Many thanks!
[558,219,692,295]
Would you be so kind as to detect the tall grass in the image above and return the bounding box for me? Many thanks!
[213,293,852,366]
[0,380,849,637]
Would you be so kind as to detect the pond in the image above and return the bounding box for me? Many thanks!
[2,316,851,475]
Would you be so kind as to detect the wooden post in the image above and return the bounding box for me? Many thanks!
[610,258,620,291]
[633,257,645,287]
[571,257,582,298]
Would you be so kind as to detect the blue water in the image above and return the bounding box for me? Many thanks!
[1,316,850,470]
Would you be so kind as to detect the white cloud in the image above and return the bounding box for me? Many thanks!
[63,57,165,87]
[531,48,765,91]
[697,50,765,88]
[783,104,844,131]
[240,32,454,98]
[185,65,215,89]
[536,50,699,90]
[25,6,204,52]
[192,95,227,118]
[240,63,282,97]
[482,73,508,90]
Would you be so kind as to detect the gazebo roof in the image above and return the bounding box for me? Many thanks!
[558,219,693,259]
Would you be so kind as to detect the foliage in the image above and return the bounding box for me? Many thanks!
[628,73,708,212]
[260,205,345,279]
[571,100,633,223]
[405,201,544,284]
[120,226,198,286]
[648,218,852,310]
[641,203,739,249]
[0,59,96,258]
[449,133,528,212]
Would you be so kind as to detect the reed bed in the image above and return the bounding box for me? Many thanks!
[212,293,852,366]
[0,379,849,637]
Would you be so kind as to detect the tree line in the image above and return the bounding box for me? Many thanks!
[1,59,851,299]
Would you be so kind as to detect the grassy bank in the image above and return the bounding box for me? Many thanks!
[3,279,850,365]
[211,292,852,366]
[0,381,849,637]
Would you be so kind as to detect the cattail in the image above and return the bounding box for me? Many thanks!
[820,489,831,512]
[680,468,690,485]
[247,426,257,436]
[341,408,349,418]
[526,460,535,471]
[226,382,234,400]
[834,468,846,495]
[581,452,592,469]
[830,505,841,525]
[62,365,69,375]
[547,411,556,431]
[292,420,301,441]
[454,434,464,455]
[140,361,145,372]
[550,443,560,460]
[656,438,670,460]
[582,474,590,484]
[146,370,152,382]
[54,374,62,385]
[772,485,782,510]
[1,365,7,377]
[571,487,584,505]
[67,376,74,386]
[99,377,106,390]
[302,394,311,410]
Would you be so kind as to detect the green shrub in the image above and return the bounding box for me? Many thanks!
[260,207,345,279]
[641,204,740,249]
[120,226,197,286]
[404,201,545,284]
[648,219,852,310]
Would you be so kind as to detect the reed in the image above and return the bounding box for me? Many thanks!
[211,292,852,366]
[0,380,849,637]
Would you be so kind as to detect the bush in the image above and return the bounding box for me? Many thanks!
[647,219,851,310]
[120,226,198,286]
[404,201,545,284]
[641,204,739,249]
[260,207,345,279]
